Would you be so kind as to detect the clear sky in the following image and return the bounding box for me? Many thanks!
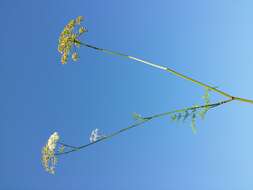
[1,0,253,189]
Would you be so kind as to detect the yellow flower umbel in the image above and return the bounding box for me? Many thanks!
[58,16,87,64]
[41,132,60,174]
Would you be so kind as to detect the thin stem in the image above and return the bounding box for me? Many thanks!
[147,98,232,119]
[56,119,148,156]
[233,96,253,104]
[56,98,233,156]
[76,41,232,98]
[58,142,78,149]
[74,41,253,104]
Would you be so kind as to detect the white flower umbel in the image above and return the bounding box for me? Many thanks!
[47,132,59,151]
[41,132,60,174]
[89,128,105,143]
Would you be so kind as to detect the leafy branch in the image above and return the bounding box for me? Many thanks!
[55,98,232,156]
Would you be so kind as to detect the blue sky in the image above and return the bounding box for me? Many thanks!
[1,0,253,189]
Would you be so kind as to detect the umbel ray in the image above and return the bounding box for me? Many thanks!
[41,16,253,174]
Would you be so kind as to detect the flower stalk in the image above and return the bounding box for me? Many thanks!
[56,98,233,156]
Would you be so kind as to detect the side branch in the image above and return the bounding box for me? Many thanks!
[56,98,233,156]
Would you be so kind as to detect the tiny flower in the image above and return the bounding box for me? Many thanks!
[89,128,105,143]
[68,19,76,28]
[78,26,86,34]
[76,16,84,25]
[72,52,78,61]
[47,132,59,151]
[41,132,60,174]
[61,53,68,64]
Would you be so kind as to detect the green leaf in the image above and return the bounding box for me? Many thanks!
[191,113,197,134]
[199,108,209,120]
[58,145,65,153]
[183,111,189,121]
[132,113,144,121]
[177,113,182,120]
[171,114,177,121]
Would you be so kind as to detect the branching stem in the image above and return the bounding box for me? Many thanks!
[56,98,233,156]
[58,40,253,156]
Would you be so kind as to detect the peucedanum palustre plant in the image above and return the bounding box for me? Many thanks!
[42,16,253,174]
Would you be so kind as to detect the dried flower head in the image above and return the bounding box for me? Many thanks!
[89,128,105,143]
[76,16,84,25]
[72,52,78,61]
[58,16,87,64]
[41,132,60,174]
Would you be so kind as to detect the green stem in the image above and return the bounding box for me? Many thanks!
[58,142,78,149]
[146,98,232,119]
[56,98,233,156]
[77,41,232,98]
[233,96,253,104]
[74,41,253,104]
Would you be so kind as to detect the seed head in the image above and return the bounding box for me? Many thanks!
[58,16,87,64]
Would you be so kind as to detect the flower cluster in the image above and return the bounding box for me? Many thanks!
[58,16,87,64]
[89,129,105,143]
[41,132,60,174]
